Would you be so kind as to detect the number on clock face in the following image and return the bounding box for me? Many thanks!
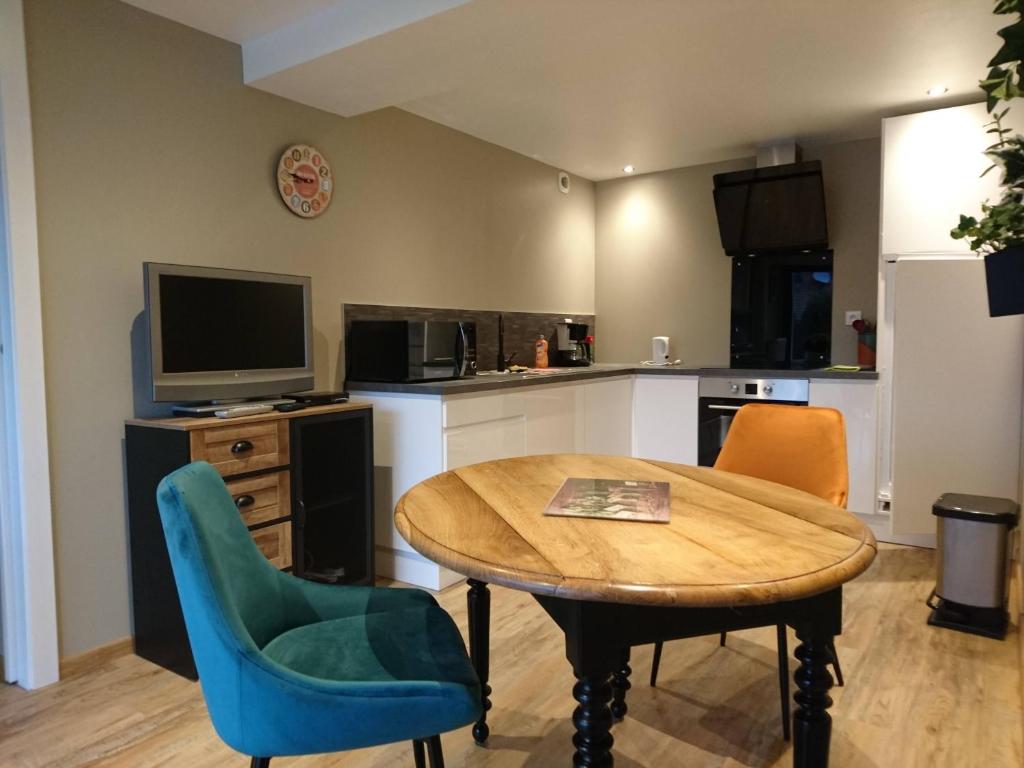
[277,144,332,218]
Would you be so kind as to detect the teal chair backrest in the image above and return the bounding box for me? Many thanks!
[155,461,324,748]
[157,460,482,759]
[157,461,292,649]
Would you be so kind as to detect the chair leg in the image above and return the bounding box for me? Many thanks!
[426,735,445,768]
[720,631,727,647]
[650,640,663,686]
[828,640,845,687]
[413,739,427,768]
[776,623,791,742]
[250,759,271,768]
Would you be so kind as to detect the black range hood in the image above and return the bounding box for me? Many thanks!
[713,160,829,256]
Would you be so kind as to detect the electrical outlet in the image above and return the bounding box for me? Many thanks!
[844,310,862,326]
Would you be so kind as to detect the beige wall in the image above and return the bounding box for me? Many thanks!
[25,0,595,655]
[595,157,749,366]
[807,139,882,364]
[595,139,881,366]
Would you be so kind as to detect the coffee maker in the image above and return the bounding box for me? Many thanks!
[554,320,591,367]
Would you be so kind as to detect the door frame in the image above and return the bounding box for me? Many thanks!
[0,0,59,689]
[0,267,11,683]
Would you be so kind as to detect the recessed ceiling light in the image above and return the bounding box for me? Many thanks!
[927,84,948,97]
[623,164,635,174]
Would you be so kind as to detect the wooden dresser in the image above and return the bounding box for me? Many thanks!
[125,402,373,679]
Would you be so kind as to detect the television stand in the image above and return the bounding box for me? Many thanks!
[171,398,293,417]
[125,402,374,679]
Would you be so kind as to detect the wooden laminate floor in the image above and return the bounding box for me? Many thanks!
[1,545,1020,767]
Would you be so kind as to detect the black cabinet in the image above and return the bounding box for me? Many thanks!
[125,404,374,680]
[291,410,374,586]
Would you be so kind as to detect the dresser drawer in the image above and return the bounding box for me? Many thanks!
[225,470,291,528]
[250,522,293,570]
[190,420,289,477]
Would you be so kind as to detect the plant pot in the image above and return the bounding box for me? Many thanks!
[857,332,876,368]
[984,246,1024,317]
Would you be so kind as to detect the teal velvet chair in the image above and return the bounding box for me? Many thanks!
[155,461,481,767]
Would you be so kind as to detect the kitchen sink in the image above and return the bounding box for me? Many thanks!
[475,368,574,381]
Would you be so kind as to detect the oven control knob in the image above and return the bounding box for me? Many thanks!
[763,383,774,395]
[729,383,739,394]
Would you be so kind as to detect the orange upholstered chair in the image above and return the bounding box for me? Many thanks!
[715,403,849,508]
[649,403,849,741]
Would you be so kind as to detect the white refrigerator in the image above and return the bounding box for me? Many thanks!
[878,104,1024,543]
[877,256,1023,543]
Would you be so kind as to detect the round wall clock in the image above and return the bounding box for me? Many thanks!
[276,144,332,218]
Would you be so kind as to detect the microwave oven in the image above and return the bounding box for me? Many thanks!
[346,320,477,383]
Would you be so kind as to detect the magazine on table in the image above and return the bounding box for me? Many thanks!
[544,477,670,523]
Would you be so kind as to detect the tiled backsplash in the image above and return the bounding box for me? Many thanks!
[343,304,596,372]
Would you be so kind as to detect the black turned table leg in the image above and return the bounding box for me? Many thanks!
[534,596,621,766]
[792,625,835,768]
[573,672,615,767]
[467,579,492,745]
[609,648,631,721]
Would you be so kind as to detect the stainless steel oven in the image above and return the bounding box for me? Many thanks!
[697,377,809,466]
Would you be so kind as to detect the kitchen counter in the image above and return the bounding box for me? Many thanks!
[347,363,877,395]
[688,367,877,380]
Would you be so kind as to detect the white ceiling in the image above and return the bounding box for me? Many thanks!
[124,0,1002,181]
[124,0,342,43]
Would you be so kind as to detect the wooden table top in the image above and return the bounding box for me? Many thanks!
[395,454,877,608]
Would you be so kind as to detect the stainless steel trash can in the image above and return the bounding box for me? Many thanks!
[927,493,1019,639]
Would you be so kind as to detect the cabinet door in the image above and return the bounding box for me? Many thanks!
[809,379,878,517]
[291,410,374,585]
[633,376,699,464]
[444,417,527,470]
[881,103,1008,256]
[582,377,634,455]
[522,384,581,455]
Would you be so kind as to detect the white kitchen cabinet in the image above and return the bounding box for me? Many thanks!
[444,417,527,470]
[350,392,451,589]
[632,374,699,463]
[809,379,879,518]
[521,383,584,455]
[442,389,529,470]
[582,377,633,455]
[881,103,1010,257]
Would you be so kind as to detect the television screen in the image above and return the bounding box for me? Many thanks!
[145,263,313,402]
[159,275,306,372]
[713,161,828,255]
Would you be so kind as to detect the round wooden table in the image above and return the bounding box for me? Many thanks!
[396,454,877,768]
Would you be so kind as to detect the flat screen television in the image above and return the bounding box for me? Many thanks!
[145,263,314,402]
[713,160,829,256]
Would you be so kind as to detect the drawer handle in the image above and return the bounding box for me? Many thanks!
[234,494,255,509]
[231,440,254,455]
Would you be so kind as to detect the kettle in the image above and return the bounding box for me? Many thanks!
[652,336,670,364]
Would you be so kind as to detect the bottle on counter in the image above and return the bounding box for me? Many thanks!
[534,334,549,368]
[585,334,595,363]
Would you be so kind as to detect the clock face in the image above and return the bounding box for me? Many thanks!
[277,144,332,218]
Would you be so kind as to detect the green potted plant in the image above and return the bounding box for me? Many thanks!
[950,0,1024,315]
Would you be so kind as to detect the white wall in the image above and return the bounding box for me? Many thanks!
[0,0,58,688]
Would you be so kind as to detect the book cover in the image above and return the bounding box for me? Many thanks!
[544,477,670,523]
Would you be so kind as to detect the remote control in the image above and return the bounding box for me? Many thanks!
[274,402,308,413]
[213,404,275,419]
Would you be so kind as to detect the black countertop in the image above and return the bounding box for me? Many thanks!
[347,363,877,396]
